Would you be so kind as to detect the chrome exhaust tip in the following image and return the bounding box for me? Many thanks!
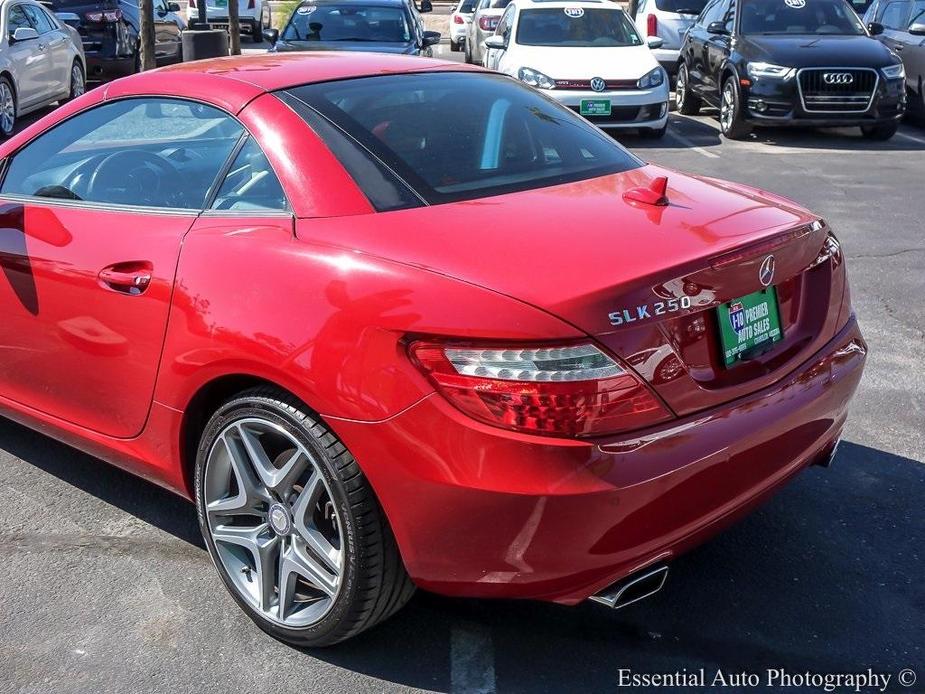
[589,564,669,610]
[813,437,841,468]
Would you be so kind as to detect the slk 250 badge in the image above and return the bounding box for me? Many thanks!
[609,296,692,326]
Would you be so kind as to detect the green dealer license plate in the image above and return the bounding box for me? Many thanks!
[717,288,783,367]
[580,99,611,117]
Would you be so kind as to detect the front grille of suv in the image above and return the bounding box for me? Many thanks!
[797,68,878,113]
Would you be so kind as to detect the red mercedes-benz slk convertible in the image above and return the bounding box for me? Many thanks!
[0,54,866,646]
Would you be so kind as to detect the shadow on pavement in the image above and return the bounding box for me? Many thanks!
[310,441,923,690]
[0,416,204,548]
[3,412,922,690]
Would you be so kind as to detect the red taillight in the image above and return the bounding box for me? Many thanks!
[647,13,658,36]
[189,0,196,6]
[85,8,122,21]
[479,16,498,31]
[409,340,672,438]
[454,14,464,23]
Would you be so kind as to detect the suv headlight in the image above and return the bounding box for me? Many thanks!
[746,62,795,79]
[882,63,905,80]
[518,67,556,89]
[637,67,665,89]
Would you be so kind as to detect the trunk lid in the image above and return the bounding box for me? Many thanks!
[299,165,842,416]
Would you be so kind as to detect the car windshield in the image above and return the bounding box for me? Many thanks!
[282,4,411,42]
[516,8,643,47]
[739,0,867,35]
[283,72,641,205]
[654,0,708,12]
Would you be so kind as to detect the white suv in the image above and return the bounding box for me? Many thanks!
[484,0,669,136]
[631,0,707,78]
[186,0,272,40]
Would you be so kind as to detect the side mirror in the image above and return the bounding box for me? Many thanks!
[908,21,925,35]
[484,34,506,50]
[167,2,181,11]
[421,30,441,47]
[419,0,433,12]
[867,21,884,35]
[707,21,729,35]
[11,26,39,43]
[263,27,279,44]
[646,35,664,49]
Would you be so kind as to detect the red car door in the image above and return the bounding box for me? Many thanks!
[0,202,196,438]
[0,97,245,438]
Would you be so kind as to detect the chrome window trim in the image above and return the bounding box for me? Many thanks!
[796,67,880,114]
[0,193,201,216]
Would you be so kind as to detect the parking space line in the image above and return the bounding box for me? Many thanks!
[450,621,497,694]
[665,128,721,159]
[895,129,925,146]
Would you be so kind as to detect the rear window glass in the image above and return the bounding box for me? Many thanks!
[457,0,477,11]
[282,72,641,206]
[516,9,643,47]
[654,0,709,13]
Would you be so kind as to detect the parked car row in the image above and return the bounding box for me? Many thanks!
[453,0,922,141]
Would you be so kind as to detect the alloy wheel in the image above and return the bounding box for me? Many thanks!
[203,417,344,628]
[676,66,686,111]
[720,82,735,133]
[0,82,14,135]
[71,64,85,99]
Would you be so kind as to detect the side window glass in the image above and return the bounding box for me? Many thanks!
[699,0,719,26]
[497,5,514,40]
[910,0,925,25]
[723,0,735,31]
[210,137,288,212]
[23,5,53,33]
[2,98,244,209]
[7,5,32,34]
[880,0,911,27]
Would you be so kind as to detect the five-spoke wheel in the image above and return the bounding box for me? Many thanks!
[196,388,415,647]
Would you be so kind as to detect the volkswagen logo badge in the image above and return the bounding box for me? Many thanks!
[823,72,854,85]
[590,77,607,93]
[758,255,776,287]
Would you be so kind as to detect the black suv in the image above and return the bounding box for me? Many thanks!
[676,0,906,139]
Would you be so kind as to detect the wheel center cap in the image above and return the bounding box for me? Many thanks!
[268,503,292,535]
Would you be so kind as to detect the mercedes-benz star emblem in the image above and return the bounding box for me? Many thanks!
[590,77,606,93]
[759,255,776,287]
[268,503,292,536]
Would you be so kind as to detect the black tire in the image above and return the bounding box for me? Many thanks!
[62,60,85,104]
[675,62,701,115]
[195,386,415,647]
[450,39,461,52]
[719,76,751,140]
[0,76,16,139]
[860,122,899,141]
[464,36,473,64]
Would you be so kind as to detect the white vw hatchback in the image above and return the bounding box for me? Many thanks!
[484,0,669,136]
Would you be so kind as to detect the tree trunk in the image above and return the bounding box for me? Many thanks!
[138,0,157,70]
[228,0,241,55]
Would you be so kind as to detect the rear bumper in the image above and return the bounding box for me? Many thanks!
[331,317,866,604]
[85,54,135,79]
[651,47,681,75]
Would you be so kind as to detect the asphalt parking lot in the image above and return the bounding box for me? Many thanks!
[2,63,924,693]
